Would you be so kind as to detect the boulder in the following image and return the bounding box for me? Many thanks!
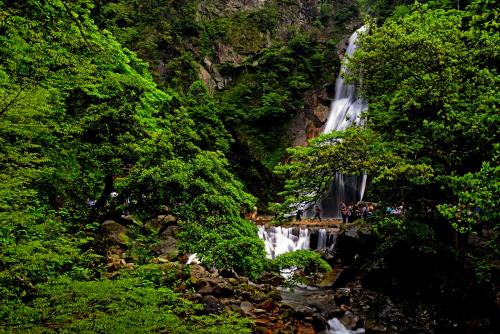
[160,225,179,238]
[365,319,387,333]
[332,266,359,288]
[318,270,339,288]
[240,301,255,315]
[198,283,214,295]
[334,222,377,265]
[258,272,286,286]
[102,220,128,245]
[339,311,358,330]
[148,214,177,233]
[189,264,208,284]
[152,236,178,260]
[200,295,223,314]
[211,280,235,297]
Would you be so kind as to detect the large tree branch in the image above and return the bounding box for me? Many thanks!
[0,83,29,116]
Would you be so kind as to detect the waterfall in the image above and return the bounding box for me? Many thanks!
[321,26,368,218]
[317,229,327,250]
[258,225,337,259]
[323,26,367,134]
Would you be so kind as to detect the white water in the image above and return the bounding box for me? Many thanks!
[257,226,337,259]
[258,226,309,259]
[186,253,200,265]
[323,318,365,334]
[323,26,367,134]
[318,29,369,330]
[320,26,369,217]
[317,229,327,250]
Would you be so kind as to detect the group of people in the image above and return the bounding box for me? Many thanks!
[340,201,374,223]
[294,205,322,221]
[295,202,375,223]
[386,203,406,216]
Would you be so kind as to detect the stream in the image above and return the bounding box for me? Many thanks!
[258,225,365,333]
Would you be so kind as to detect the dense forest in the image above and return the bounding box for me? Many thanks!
[0,0,498,333]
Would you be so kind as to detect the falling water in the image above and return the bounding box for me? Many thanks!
[317,229,327,250]
[321,26,368,218]
[257,226,337,259]
[323,26,367,134]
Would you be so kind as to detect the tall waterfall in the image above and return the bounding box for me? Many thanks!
[320,26,368,218]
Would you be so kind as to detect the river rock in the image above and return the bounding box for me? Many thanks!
[102,220,128,245]
[318,270,338,287]
[240,301,255,313]
[189,264,207,284]
[365,319,387,333]
[152,236,178,260]
[200,295,223,314]
[258,298,277,311]
[339,311,358,330]
[295,321,316,334]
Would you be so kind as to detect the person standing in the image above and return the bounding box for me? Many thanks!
[347,204,353,223]
[314,205,322,221]
[341,202,348,224]
[296,208,303,222]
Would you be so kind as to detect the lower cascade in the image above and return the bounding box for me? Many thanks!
[257,225,337,259]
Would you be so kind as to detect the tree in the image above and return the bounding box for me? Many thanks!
[346,3,499,207]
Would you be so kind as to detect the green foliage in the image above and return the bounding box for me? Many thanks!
[185,81,232,153]
[120,150,256,221]
[437,157,500,234]
[341,3,499,209]
[271,249,331,275]
[375,219,438,257]
[1,277,252,333]
[273,127,403,216]
[178,217,267,279]
[0,208,102,302]
[0,1,265,331]
[94,0,361,196]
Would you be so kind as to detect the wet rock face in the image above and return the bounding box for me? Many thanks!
[288,88,330,147]
[334,222,377,265]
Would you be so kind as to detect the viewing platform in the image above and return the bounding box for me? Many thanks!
[253,215,342,228]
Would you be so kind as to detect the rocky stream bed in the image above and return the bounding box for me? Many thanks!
[102,216,499,333]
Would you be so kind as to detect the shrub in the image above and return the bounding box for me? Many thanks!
[271,249,331,275]
[178,217,267,279]
[0,277,252,333]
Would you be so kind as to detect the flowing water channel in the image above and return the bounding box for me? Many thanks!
[257,225,365,333]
